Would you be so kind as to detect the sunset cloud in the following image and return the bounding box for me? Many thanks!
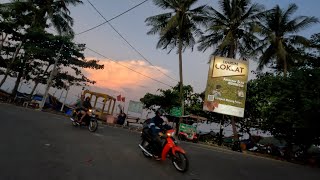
[84,57,174,98]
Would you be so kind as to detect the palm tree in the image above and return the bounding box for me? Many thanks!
[198,0,264,59]
[4,0,83,36]
[145,0,208,116]
[198,0,263,140]
[31,0,83,36]
[257,4,318,77]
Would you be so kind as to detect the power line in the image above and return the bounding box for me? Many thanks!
[85,0,178,83]
[76,0,149,35]
[84,46,174,88]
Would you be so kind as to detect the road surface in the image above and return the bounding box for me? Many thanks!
[0,103,319,180]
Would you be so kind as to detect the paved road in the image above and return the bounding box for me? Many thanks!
[0,103,319,180]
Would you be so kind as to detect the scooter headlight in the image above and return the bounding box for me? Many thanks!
[166,131,175,137]
[88,109,96,113]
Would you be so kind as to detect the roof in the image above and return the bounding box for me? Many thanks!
[83,90,116,100]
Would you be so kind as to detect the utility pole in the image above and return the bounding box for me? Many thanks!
[39,44,64,111]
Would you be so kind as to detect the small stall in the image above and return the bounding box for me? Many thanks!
[166,113,207,143]
[82,90,116,120]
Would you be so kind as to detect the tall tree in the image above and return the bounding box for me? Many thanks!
[257,4,318,76]
[0,1,34,88]
[15,31,104,96]
[145,0,208,116]
[30,0,83,36]
[2,0,83,36]
[198,0,263,140]
[0,0,82,89]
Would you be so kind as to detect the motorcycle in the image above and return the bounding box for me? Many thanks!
[139,126,189,173]
[178,131,199,143]
[70,108,98,132]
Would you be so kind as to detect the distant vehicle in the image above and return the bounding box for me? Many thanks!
[70,108,98,132]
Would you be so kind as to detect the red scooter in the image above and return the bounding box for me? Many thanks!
[139,128,189,172]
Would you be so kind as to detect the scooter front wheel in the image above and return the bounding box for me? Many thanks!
[88,120,98,132]
[172,152,189,173]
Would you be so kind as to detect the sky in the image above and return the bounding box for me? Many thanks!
[1,0,320,106]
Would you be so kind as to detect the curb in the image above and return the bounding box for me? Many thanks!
[102,122,142,133]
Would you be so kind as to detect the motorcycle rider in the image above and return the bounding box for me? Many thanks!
[148,110,165,159]
[78,96,93,124]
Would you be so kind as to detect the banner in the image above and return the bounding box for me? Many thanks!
[203,56,249,117]
[128,100,143,114]
[169,107,182,117]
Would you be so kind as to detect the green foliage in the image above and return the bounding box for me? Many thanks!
[308,33,320,68]
[0,0,103,96]
[245,68,320,149]
[140,84,180,112]
[140,83,221,121]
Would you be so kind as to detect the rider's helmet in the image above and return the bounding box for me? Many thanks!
[85,96,91,101]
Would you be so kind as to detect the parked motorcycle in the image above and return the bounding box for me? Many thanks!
[177,131,198,143]
[70,108,98,132]
[139,127,189,172]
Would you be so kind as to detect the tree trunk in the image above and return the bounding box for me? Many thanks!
[29,64,51,97]
[178,33,184,116]
[0,72,9,88]
[283,57,287,77]
[0,42,23,88]
[11,69,23,97]
[0,33,8,52]
[227,44,239,142]
[30,81,39,96]
[231,116,238,140]
[11,55,28,97]
[247,129,252,140]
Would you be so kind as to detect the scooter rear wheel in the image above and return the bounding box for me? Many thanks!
[141,140,152,158]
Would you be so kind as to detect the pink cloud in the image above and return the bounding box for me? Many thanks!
[84,57,174,98]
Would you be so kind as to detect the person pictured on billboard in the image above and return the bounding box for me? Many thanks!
[212,84,222,99]
[204,85,222,111]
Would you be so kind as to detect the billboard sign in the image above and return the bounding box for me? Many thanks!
[128,100,144,114]
[203,56,249,117]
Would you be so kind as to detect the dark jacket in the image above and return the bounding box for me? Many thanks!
[82,100,92,110]
[148,115,164,136]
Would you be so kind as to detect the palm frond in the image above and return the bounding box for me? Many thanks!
[258,45,275,70]
[152,0,176,10]
[282,3,298,21]
[147,0,207,53]
[287,35,310,47]
[286,16,319,34]
[145,12,172,35]
[219,0,232,19]
[198,32,224,52]
[162,13,179,36]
